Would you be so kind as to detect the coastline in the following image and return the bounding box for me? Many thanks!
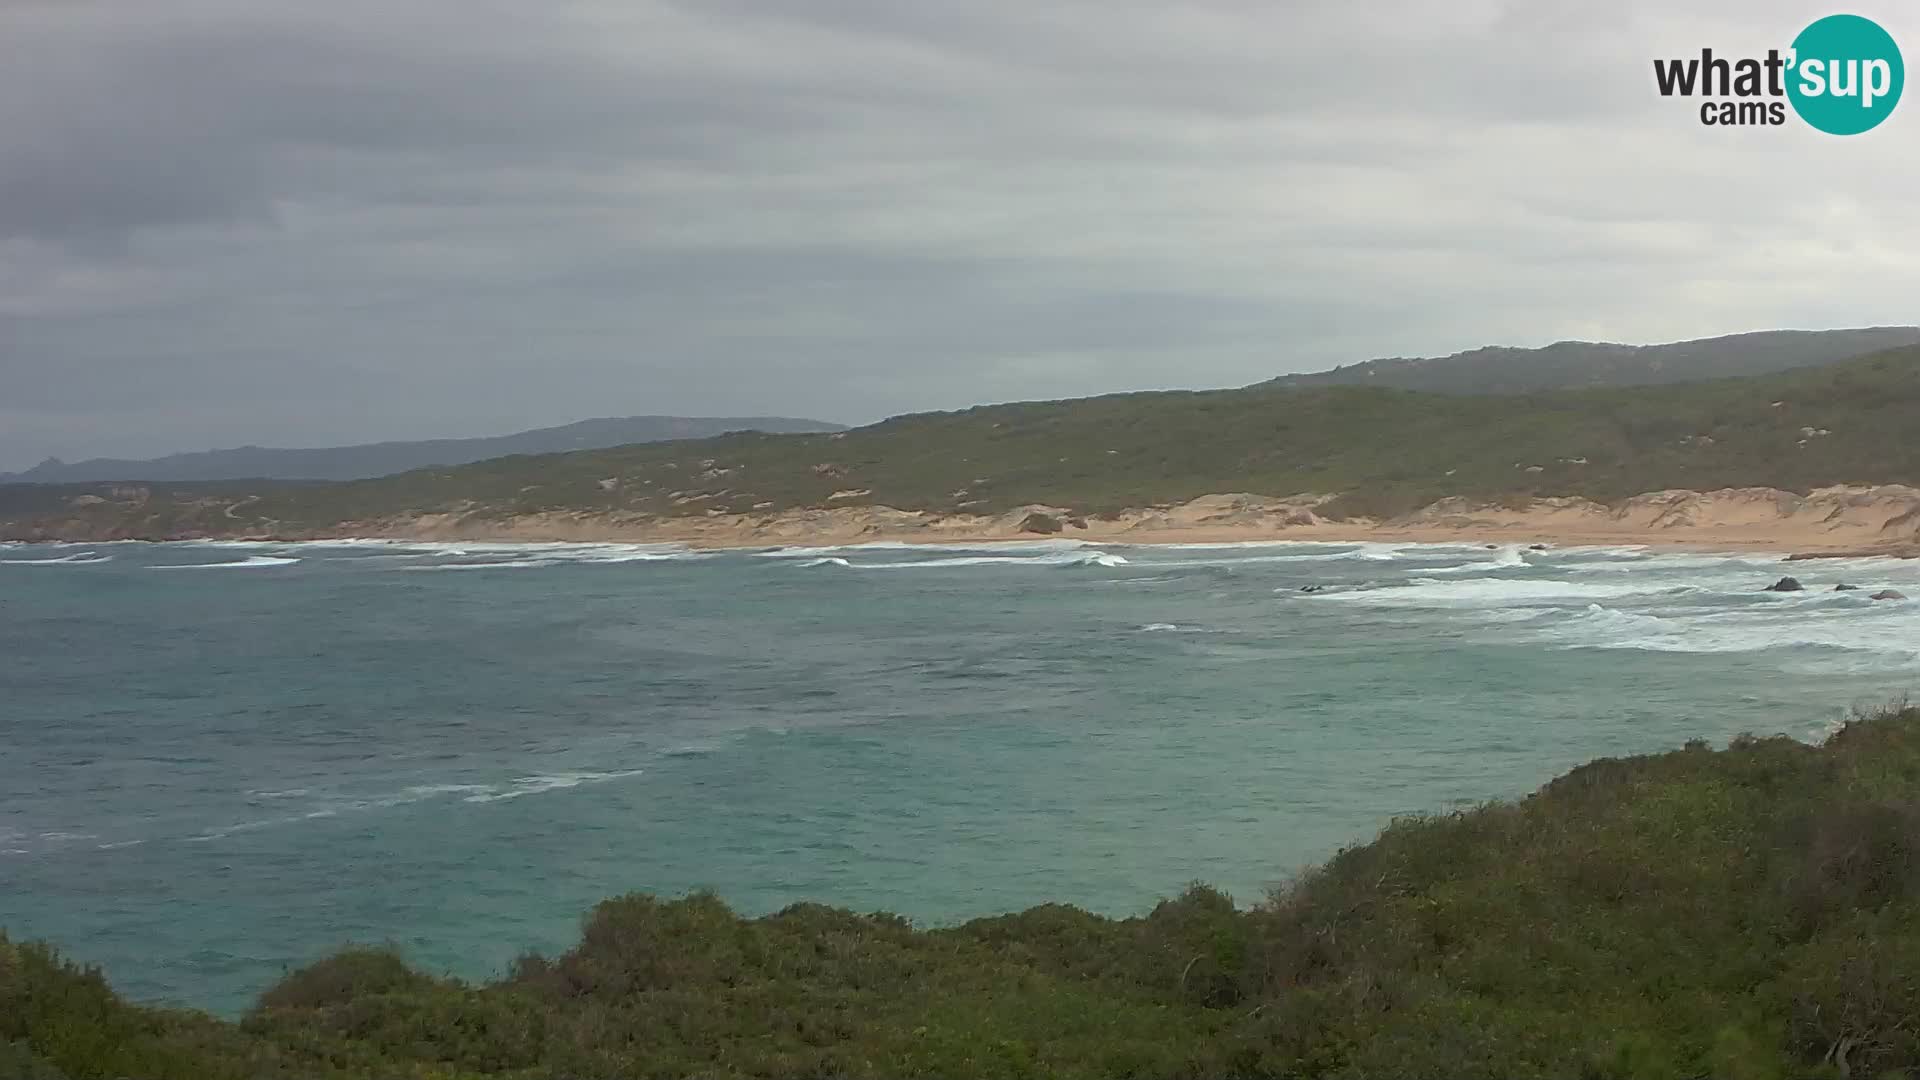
[279,484,1920,560]
[9,484,1920,559]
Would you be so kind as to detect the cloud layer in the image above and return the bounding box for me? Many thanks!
[3,0,1915,468]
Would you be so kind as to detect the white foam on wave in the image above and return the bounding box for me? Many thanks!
[1559,552,1798,575]
[179,770,647,842]
[1,552,113,565]
[1536,600,1920,662]
[186,808,340,842]
[1328,576,1689,607]
[1565,602,1671,635]
[160,537,707,567]
[1144,542,1404,563]
[1550,545,1653,559]
[404,558,562,571]
[1129,540,1348,552]
[572,550,704,564]
[758,538,1092,559]
[150,555,298,570]
[460,769,645,803]
[1135,544,1402,569]
[828,549,1128,570]
[396,541,710,570]
[757,541,931,558]
[1420,546,1531,575]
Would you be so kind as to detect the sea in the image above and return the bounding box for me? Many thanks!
[3,536,1917,1015]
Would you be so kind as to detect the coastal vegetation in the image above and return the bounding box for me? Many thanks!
[1263,326,1920,395]
[10,704,1920,1077]
[4,344,1920,540]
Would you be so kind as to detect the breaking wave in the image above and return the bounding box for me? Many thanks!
[150,556,298,570]
[797,549,1127,570]
[1,552,113,565]
[1534,601,1920,662]
[1421,546,1531,575]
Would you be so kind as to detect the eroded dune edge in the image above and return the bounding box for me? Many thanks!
[211,484,1920,559]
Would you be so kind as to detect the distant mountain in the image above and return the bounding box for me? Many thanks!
[1,416,847,484]
[1267,327,1920,395]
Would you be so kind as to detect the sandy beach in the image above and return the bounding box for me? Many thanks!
[313,484,1920,559]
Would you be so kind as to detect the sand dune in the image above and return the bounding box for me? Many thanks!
[348,484,1920,558]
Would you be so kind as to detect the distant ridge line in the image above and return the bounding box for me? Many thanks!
[1265,326,1920,396]
[2,415,848,484]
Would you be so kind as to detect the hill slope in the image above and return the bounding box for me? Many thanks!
[5,345,1920,540]
[1268,326,1920,395]
[0,415,846,484]
[8,705,1920,1078]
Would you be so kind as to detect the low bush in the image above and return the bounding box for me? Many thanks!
[11,705,1920,1077]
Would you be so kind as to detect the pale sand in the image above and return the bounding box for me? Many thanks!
[337,485,1920,559]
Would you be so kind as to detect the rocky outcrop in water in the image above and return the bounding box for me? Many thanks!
[1764,577,1804,592]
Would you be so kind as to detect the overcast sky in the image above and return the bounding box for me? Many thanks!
[2,0,1915,469]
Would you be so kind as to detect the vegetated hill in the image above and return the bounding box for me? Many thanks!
[1267,326,1920,395]
[5,345,1920,540]
[9,705,1920,1078]
[0,415,846,484]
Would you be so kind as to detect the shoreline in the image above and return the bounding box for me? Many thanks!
[9,485,1920,560]
[9,520,1909,562]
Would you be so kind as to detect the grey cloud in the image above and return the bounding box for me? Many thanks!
[1,0,1915,469]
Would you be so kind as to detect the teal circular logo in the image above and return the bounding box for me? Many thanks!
[1787,14,1904,134]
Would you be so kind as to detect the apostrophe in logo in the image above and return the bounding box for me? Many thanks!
[1652,13,1903,134]
[1786,14,1903,134]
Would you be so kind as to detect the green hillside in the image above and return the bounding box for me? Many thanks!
[6,345,1920,540]
[1266,326,1920,395]
[9,705,1920,1078]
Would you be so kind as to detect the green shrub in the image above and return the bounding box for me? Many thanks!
[12,706,1920,1077]
[255,946,440,1012]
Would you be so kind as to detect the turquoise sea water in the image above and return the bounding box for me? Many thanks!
[3,536,1918,1015]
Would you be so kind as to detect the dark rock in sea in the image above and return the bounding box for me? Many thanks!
[1017,512,1063,535]
[1528,544,1549,551]
[1763,577,1804,592]
[1300,584,1326,594]
[1835,583,1860,591]
[1872,589,1907,601]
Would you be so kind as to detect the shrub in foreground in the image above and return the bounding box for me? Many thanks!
[10,706,1920,1077]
